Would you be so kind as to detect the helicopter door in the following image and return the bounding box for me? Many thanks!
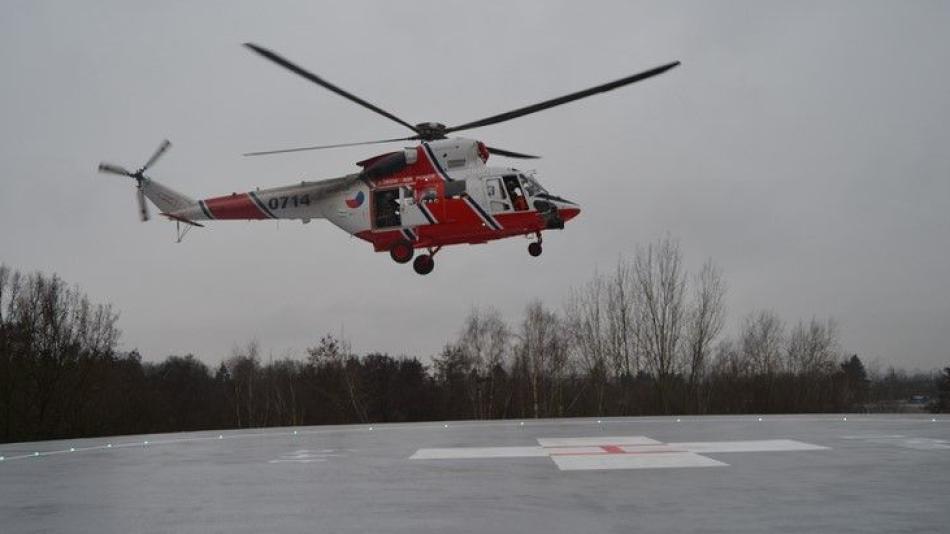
[398,185,431,228]
[372,187,401,228]
[485,177,512,214]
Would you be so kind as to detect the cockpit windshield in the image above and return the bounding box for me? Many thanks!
[519,174,547,197]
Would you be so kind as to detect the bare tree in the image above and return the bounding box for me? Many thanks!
[564,277,609,414]
[786,318,839,376]
[684,259,726,411]
[307,334,367,423]
[632,236,687,412]
[432,342,475,418]
[226,341,261,427]
[457,307,510,418]
[519,300,565,418]
[936,368,950,413]
[783,318,840,410]
[605,259,637,379]
[709,339,742,380]
[0,264,16,439]
[0,266,121,440]
[740,310,785,377]
[267,357,304,426]
[732,310,785,411]
[545,313,571,417]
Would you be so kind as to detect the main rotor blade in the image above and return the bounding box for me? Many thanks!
[445,61,681,134]
[98,163,133,177]
[141,139,171,173]
[243,136,417,157]
[487,146,540,159]
[136,187,149,222]
[244,43,420,135]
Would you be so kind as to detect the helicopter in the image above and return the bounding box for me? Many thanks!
[98,44,679,275]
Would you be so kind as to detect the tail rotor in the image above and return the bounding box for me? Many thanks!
[98,140,172,222]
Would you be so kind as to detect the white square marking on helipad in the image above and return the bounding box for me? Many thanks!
[544,446,606,455]
[551,451,728,471]
[619,444,687,453]
[537,436,661,447]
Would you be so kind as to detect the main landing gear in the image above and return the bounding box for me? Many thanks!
[388,240,440,275]
[528,232,543,257]
[413,254,434,275]
[389,240,414,264]
[413,246,441,275]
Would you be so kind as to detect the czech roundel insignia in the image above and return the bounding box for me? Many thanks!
[345,191,365,209]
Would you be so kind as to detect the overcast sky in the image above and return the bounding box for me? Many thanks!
[1,1,948,372]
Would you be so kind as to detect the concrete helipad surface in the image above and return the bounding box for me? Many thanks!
[1,415,948,533]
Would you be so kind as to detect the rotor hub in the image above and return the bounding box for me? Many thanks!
[414,122,447,140]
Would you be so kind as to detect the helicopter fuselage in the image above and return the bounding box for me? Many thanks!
[168,138,580,259]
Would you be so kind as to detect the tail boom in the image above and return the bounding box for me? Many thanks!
[141,179,195,213]
[152,175,355,222]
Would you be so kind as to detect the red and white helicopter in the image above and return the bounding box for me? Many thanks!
[99,44,679,275]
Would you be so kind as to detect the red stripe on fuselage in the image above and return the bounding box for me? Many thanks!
[356,210,549,252]
[203,193,269,220]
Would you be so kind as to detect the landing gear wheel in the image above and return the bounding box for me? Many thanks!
[528,242,543,257]
[389,240,414,264]
[413,254,435,275]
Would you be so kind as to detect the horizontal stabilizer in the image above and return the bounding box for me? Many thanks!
[161,212,205,227]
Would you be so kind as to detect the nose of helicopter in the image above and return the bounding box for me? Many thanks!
[559,202,581,222]
[534,194,580,227]
[551,197,580,223]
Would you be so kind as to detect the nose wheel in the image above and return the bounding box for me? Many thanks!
[528,233,543,257]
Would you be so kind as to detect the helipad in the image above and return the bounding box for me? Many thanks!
[1,415,948,532]
[411,434,829,470]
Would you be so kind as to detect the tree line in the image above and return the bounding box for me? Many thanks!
[2,238,947,443]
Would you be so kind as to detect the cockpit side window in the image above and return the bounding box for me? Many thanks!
[503,175,528,211]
